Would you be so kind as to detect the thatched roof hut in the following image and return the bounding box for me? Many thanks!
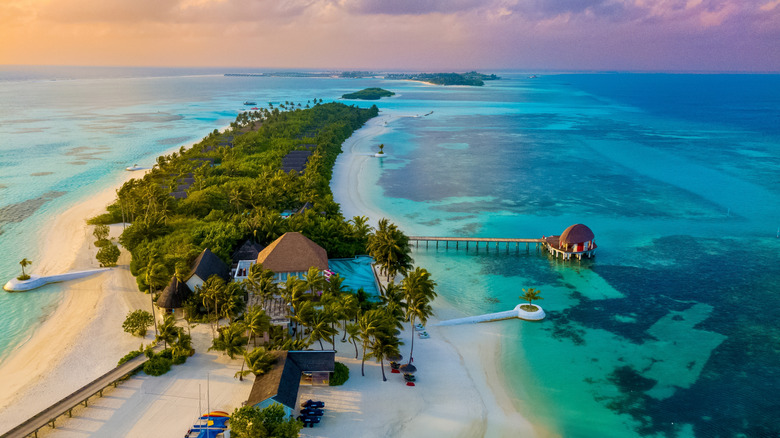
[256,232,328,273]
[559,224,595,245]
[184,248,230,292]
[156,276,191,309]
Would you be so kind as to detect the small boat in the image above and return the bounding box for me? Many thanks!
[243,101,257,105]
[185,411,230,438]
[125,164,143,171]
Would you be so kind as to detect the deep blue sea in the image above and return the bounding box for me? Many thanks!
[1,67,779,437]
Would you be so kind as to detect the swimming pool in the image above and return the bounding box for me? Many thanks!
[328,256,380,298]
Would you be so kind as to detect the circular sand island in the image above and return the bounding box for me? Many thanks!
[514,303,546,321]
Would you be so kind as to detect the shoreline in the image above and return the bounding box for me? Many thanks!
[330,115,550,436]
[0,171,150,433]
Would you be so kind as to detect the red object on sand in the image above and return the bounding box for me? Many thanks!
[406,382,415,386]
[391,369,400,373]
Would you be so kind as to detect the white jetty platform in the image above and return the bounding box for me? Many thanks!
[4,268,111,292]
[436,304,546,326]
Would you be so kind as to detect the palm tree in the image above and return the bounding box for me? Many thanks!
[245,263,277,310]
[380,282,407,330]
[402,267,437,365]
[357,309,393,376]
[307,309,338,350]
[209,322,249,359]
[338,294,359,341]
[290,300,314,341]
[302,267,326,298]
[142,258,169,338]
[366,332,402,381]
[520,288,543,309]
[18,258,32,280]
[235,347,277,381]
[244,306,271,347]
[156,314,179,349]
[344,323,361,359]
[368,219,413,282]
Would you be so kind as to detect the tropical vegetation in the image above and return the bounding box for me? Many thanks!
[18,258,32,281]
[341,88,395,100]
[230,403,302,438]
[122,309,155,337]
[520,287,543,311]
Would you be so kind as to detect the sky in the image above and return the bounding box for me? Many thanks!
[1,0,778,72]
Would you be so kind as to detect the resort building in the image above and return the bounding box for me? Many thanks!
[184,248,230,292]
[246,350,335,417]
[256,232,329,283]
[231,240,265,281]
[544,224,597,260]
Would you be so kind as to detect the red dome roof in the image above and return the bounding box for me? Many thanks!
[559,224,594,244]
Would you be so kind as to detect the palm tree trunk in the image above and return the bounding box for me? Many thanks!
[341,320,348,342]
[318,338,324,350]
[239,357,246,381]
[361,344,367,376]
[408,319,415,365]
[353,339,359,359]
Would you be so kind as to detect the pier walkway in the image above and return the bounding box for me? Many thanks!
[1,350,153,438]
[408,236,544,252]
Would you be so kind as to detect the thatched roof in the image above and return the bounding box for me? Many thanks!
[187,248,229,282]
[559,224,595,244]
[156,276,191,309]
[246,350,335,409]
[256,232,328,273]
[232,240,265,263]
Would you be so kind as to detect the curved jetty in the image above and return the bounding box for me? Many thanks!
[436,304,545,326]
[4,268,111,292]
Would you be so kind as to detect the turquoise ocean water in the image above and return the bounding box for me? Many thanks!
[1,67,779,436]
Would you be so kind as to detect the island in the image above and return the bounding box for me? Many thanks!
[342,88,395,100]
[384,71,500,86]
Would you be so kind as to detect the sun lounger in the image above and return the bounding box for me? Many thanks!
[418,331,429,339]
[301,408,324,417]
[301,400,325,408]
[414,323,425,331]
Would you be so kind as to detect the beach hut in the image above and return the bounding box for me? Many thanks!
[544,224,597,260]
[256,232,328,283]
[184,248,230,292]
[246,350,335,417]
[156,276,191,314]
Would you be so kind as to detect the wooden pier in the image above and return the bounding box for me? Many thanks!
[1,349,155,438]
[407,236,544,252]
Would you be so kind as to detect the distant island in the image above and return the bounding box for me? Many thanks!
[385,71,500,86]
[342,88,395,100]
[223,71,500,86]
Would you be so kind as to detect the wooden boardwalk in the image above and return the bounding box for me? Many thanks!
[408,236,544,251]
[1,351,151,438]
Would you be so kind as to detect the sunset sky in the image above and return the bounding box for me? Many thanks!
[1,0,778,72]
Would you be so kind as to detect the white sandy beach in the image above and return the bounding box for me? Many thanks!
[0,116,551,438]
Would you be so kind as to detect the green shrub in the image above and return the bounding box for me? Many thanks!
[330,361,349,386]
[143,357,172,376]
[96,243,121,267]
[159,348,174,360]
[94,239,111,247]
[118,350,143,366]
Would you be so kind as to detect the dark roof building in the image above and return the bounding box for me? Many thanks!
[232,240,266,264]
[247,350,336,414]
[184,248,230,292]
[281,150,312,173]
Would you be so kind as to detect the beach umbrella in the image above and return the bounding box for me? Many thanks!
[387,353,403,362]
[399,363,417,374]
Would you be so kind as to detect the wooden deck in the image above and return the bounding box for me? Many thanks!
[407,236,544,251]
[1,350,153,438]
